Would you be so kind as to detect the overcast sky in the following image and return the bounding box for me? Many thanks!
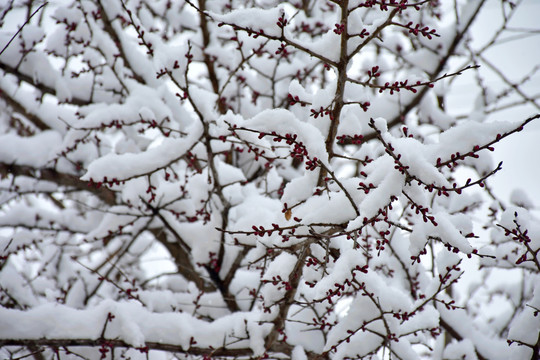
[446,0,540,207]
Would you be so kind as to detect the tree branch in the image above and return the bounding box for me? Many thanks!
[0,163,116,205]
[0,62,91,106]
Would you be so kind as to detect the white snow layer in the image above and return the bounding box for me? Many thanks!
[0,300,268,354]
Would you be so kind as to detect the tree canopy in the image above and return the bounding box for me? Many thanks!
[0,1,539,359]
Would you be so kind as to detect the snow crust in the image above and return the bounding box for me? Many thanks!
[83,123,202,181]
[0,300,264,352]
[0,131,62,167]
[211,7,284,37]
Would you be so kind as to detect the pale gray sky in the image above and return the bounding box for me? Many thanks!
[447,0,540,206]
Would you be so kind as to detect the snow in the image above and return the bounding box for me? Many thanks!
[282,171,319,204]
[0,300,262,351]
[214,157,246,185]
[211,7,284,37]
[0,231,41,257]
[337,105,364,137]
[0,1,538,359]
[228,193,282,246]
[295,188,358,225]
[292,346,308,360]
[508,303,540,345]
[139,289,228,318]
[433,212,473,253]
[289,80,313,104]
[451,114,509,137]
[83,122,203,181]
[224,109,330,166]
[443,339,478,360]
[384,134,450,187]
[359,158,405,220]
[409,210,473,256]
[435,250,461,279]
[510,188,535,209]
[298,31,341,64]
[438,305,526,360]
[0,131,61,167]
[260,252,298,307]
[419,92,456,130]
[0,260,39,307]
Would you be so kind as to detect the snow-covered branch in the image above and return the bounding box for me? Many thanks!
[1,1,539,359]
